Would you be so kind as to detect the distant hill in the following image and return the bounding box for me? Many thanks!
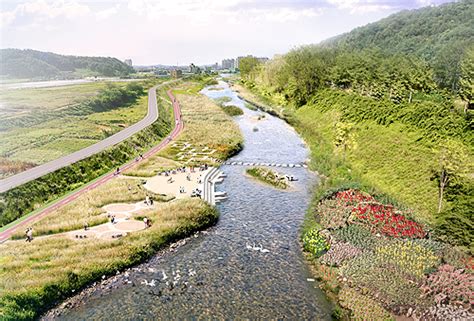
[323,0,474,89]
[0,49,134,79]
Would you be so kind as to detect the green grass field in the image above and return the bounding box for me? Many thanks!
[0,82,151,178]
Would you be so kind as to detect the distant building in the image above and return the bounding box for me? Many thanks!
[189,63,201,74]
[124,59,133,66]
[222,58,235,70]
[170,69,183,78]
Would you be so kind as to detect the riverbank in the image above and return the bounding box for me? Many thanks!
[0,78,243,320]
[235,81,473,320]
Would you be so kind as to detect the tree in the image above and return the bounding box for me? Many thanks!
[239,56,260,82]
[458,46,474,112]
[334,122,357,159]
[434,139,469,213]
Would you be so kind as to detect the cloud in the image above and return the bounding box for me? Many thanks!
[126,0,323,24]
[326,0,392,13]
[95,6,119,20]
[0,0,91,28]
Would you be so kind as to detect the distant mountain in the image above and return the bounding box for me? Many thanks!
[323,0,474,89]
[0,49,134,79]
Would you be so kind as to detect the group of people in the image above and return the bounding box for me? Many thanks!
[25,227,33,242]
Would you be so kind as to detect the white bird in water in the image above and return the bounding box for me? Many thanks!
[162,270,168,280]
[245,243,252,250]
[259,244,270,253]
[252,243,262,251]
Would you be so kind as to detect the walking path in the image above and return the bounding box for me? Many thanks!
[0,80,177,193]
[0,88,184,243]
[65,202,152,240]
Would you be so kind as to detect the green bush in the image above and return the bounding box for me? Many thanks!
[333,225,378,250]
[302,229,330,257]
[222,105,244,116]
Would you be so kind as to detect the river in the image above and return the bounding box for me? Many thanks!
[53,79,332,319]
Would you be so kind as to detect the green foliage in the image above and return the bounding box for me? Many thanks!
[333,225,378,250]
[302,229,330,257]
[0,49,133,79]
[324,0,474,90]
[458,45,474,108]
[339,287,393,321]
[246,167,288,189]
[341,253,429,307]
[222,105,243,116]
[317,199,353,229]
[375,240,440,278]
[239,56,261,81]
[1,82,146,131]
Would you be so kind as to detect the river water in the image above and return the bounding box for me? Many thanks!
[56,80,331,319]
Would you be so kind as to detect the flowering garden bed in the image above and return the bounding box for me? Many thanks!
[303,189,473,320]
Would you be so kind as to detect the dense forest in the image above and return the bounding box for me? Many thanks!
[239,0,473,248]
[0,49,134,79]
[323,0,474,91]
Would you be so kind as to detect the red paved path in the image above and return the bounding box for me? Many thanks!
[0,89,183,243]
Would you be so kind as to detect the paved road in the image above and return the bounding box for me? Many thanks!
[0,82,172,193]
[0,89,184,242]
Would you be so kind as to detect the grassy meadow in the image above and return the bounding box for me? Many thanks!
[0,81,150,178]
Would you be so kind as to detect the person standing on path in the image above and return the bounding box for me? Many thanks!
[25,228,33,242]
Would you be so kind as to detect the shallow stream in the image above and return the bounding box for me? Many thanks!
[55,79,332,319]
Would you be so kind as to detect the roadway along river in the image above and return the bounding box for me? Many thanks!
[53,79,332,319]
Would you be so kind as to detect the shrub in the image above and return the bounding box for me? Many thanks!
[340,254,428,308]
[302,229,330,257]
[420,264,473,305]
[339,287,394,321]
[222,105,244,116]
[416,303,474,320]
[317,199,353,229]
[353,202,426,238]
[320,241,363,267]
[333,224,378,250]
[375,240,440,277]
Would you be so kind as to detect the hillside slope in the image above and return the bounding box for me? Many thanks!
[324,0,474,90]
[0,49,134,79]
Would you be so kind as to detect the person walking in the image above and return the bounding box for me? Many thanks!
[25,228,33,242]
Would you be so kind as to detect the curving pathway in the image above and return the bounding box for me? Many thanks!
[0,89,184,243]
[0,81,175,193]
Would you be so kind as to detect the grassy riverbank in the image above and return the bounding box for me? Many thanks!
[0,81,155,178]
[0,77,243,320]
[0,198,218,320]
[246,167,288,189]
[126,80,243,176]
[236,81,473,320]
[0,81,172,227]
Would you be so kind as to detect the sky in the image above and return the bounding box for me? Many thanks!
[0,0,455,65]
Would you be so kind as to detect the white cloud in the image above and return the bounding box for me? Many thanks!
[95,6,119,20]
[18,0,90,19]
[327,0,392,13]
[0,0,91,28]
[0,10,16,28]
[126,0,322,24]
